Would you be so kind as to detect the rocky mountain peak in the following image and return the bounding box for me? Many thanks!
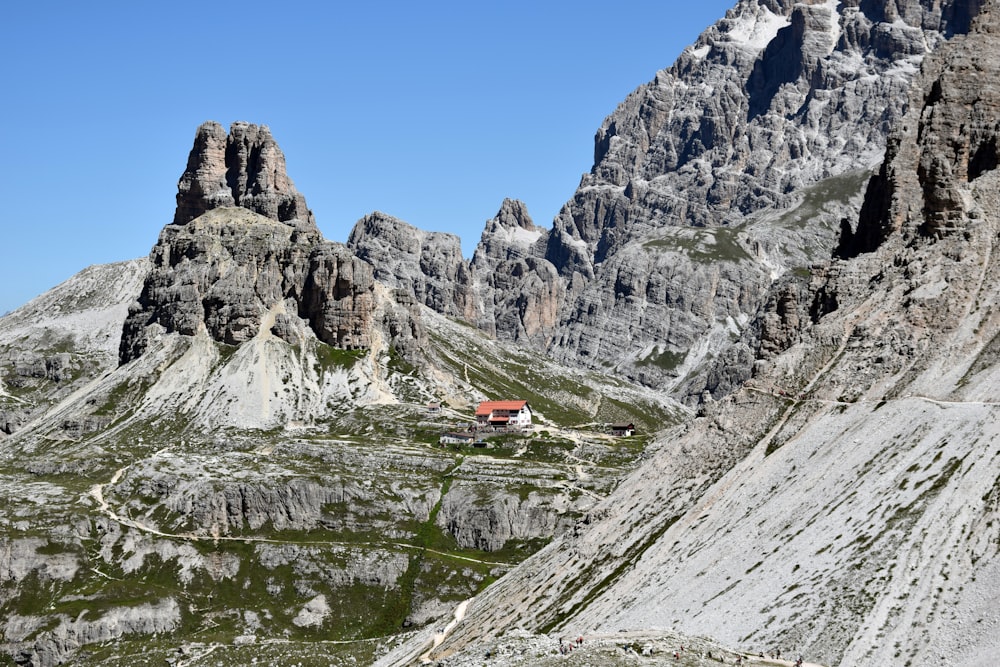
[346,211,416,252]
[172,121,315,227]
[472,199,547,265]
[469,201,561,342]
[493,198,537,231]
[335,0,982,394]
[505,0,985,393]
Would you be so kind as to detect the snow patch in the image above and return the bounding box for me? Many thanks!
[824,0,842,51]
[689,44,711,59]
[502,225,542,247]
[724,6,790,51]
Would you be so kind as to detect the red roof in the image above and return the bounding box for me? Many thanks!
[475,400,528,416]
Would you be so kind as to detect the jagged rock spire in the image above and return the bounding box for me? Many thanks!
[172,121,315,226]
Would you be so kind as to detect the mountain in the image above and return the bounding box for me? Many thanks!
[3,0,998,665]
[380,2,1000,665]
[544,0,984,396]
[349,0,984,402]
[0,259,149,439]
[0,123,678,667]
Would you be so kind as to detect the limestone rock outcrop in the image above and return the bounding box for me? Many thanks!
[121,124,418,365]
[839,0,999,255]
[345,200,564,346]
[437,482,571,552]
[346,212,475,320]
[470,199,562,342]
[12,599,181,667]
[173,121,314,226]
[537,0,983,392]
[120,208,376,363]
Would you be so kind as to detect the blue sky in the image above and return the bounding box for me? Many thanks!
[0,1,734,314]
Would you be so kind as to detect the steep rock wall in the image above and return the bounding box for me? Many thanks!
[120,208,377,363]
[346,211,475,320]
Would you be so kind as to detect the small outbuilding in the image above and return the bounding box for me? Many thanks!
[439,432,476,445]
[610,422,636,437]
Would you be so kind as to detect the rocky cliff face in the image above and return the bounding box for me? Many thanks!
[120,208,376,364]
[345,199,564,345]
[538,0,984,393]
[346,211,475,320]
[839,0,999,255]
[470,199,562,343]
[10,599,181,667]
[121,122,411,366]
[342,1,982,398]
[565,0,977,244]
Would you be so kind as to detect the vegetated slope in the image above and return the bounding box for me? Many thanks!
[0,288,678,666]
[391,4,1000,666]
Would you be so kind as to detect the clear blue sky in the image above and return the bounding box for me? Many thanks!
[0,0,734,314]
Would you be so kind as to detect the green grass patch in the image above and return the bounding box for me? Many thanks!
[215,341,238,365]
[637,347,687,372]
[314,343,367,373]
[771,169,872,230]
[92,378,151,418]
[643,226,752,263]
